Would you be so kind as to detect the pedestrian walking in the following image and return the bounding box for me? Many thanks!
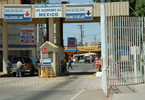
[93,55,98,66]
[100,55,102,60]
[16,59,25,77]
[68,58,73,70]
[90,55,92,63]
[95,55,98,60]
[6,58,11,77]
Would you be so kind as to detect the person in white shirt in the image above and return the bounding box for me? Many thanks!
[95,55,98,60]
[16,59,25,77]
[100,55,102,59]
[6,58,11,77]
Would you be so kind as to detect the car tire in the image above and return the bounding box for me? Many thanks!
[21,72,24,77]
[12,72,16,77]
[30,68,35,76]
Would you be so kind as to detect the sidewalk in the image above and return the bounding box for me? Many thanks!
[108,84,145,100]
[0,72,7,77]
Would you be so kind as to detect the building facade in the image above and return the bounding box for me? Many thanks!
[0,24,43,71]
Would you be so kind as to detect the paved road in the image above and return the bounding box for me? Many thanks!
[0,63,106,100]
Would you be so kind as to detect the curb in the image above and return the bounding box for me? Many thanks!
[39,71,69,78]
[0,73,8,78]
[107,86,113,100]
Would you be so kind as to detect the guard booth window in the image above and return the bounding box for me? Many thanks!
[48,52,53,62]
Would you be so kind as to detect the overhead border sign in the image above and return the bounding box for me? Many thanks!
[65,6,93,21]
[35,3,62,18]
[4,6,31,21]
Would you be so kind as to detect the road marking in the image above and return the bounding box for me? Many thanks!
[0,76,95,88]
[36,81,38,84]
[42,81,45,83]
[8,83,11,87]
[70,89,84,100]
[12,83,14,86]
[33,81,35,84]
[15,83,18,86]
[4,84,7,87]
[45,80,48,83]
[0,84,3,87]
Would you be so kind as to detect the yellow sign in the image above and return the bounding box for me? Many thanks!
[65,46,101,52]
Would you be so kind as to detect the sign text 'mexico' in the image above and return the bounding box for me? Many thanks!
[35,3,62,18]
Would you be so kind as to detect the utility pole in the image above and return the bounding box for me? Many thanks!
[78,25,84,46]
[76,39,77,54]
[94,35,97,42]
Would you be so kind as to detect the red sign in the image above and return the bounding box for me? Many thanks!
[95,59,102,66]
[20,28,34,44]
[25,11,30,17]
[43,48,48,53]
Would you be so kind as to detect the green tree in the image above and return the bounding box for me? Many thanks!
[135,0,145,17]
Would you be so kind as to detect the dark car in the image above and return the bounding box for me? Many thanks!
[11,56,40,76]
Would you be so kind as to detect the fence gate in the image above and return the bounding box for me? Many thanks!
[107,17,144,86]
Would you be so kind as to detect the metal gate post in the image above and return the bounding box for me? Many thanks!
[101,4,108,96]
[134,46,137,83]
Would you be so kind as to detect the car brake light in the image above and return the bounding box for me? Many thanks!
[11,65,13,69]
[30,64,32,69]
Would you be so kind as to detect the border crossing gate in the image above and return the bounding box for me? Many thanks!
[101,5,145,96]
[107,16,144,86]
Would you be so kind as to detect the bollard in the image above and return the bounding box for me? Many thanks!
[42,67,44,78]
[50,68,52,78]
[46,67,48,78]
[38,68,40,78]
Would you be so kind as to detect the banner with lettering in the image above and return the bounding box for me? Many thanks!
[20,28,34,44]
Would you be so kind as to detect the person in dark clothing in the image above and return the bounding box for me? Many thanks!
[68,58,73,70]
[61,60,65,73]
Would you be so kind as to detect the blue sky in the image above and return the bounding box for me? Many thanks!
[52,0,101,46]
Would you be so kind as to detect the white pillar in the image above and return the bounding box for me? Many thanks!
[2,22,8,73]
[56,18,60,45]
[49,18,54,43]
[37,24,39,60]
[101,5,108,96]
[53,52,56,75]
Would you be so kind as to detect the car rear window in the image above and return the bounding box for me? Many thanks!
[12,58,24,63]
[23,58,32,63]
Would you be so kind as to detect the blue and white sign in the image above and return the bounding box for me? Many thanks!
[66,6,93,21]
[4,6,31,21]
[35,3,62,18]
[40,59,51,66]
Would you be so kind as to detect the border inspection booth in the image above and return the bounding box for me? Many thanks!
[40,41,65,77]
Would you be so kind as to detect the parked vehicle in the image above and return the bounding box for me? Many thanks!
[11,56,40,76]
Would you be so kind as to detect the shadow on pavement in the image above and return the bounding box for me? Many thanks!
[59,72,96,77]
[111,85,138,94]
